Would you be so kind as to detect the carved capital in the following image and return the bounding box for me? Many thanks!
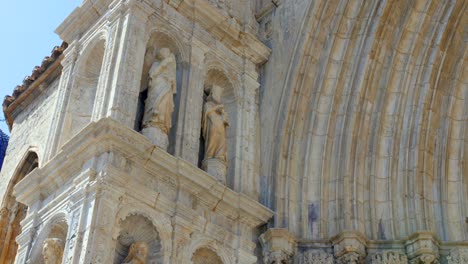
[331,231,368,263]
[405,232,440,264]
[259,229,296,264]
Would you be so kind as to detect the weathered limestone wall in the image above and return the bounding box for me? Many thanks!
[0,78,59,197]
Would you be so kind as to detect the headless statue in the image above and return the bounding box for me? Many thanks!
[202,85,229,162]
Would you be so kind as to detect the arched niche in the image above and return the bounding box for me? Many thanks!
[28,215,68,264]
[135,31,184,155]
[0,151,38,263]
[200,68,237,186]
[192,247,223,264]
[62,37,106,143]
[114,214,163,264]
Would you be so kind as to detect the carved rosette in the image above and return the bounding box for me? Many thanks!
[300,249,334,264]
[368,251,408,264]
[446,249,468,264]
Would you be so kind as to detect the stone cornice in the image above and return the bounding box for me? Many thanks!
[13,118,273,227]
[56,0,270,65]
[169,0,270,65]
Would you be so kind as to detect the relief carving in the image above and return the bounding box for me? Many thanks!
[369,251,408,264]
[336,252,363,264]
[446,249,468,264]
[300,249,334,264]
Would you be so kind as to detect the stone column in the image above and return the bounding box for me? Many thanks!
[176,43,206,164]
[259,228,296,264]
[104,0,153,129]
[331,231,368,264]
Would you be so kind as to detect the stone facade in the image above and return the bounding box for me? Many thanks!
[0,0,467,263]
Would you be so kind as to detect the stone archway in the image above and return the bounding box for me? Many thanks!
[0,151,38,263]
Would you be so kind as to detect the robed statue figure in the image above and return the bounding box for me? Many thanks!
[202,85,229,162]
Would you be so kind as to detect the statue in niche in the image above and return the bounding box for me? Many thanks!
[42,238,64,264]
[141,48,177,149]
[202,85,229,162]
[122,241,149,264]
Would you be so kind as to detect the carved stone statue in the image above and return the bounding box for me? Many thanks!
[123,241,149,264]
[141,48,177,150]
[42,238,64,264]
[201,85,229,183]
[202,85,229,162]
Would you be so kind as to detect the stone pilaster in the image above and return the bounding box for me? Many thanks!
[235,61,260,198]
[331,231,367,264]
[104,0,154,128]
[259,228,296,264]
[405,232,440,264]
[44,42,78,161]
[176,43,206,164]
[78,172,121,263]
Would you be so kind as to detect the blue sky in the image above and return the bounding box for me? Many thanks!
[0,1,82,135]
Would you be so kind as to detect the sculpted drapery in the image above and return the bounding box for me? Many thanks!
[202,85,229,162]
[142,48,177,135]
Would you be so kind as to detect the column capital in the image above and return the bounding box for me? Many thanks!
[259,228,296,264]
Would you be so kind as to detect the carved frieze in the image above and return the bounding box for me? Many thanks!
[368,251,408,264]
[446,249,468,264]
[300,249,334,264]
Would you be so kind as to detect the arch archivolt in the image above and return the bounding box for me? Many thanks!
[181,233,234,264]
[28,211,69,263]
[270,0,467,242]
[112,204,172,262]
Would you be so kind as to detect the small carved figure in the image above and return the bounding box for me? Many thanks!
[142,48,177,135]
[123,241,149,264]
[42,238,64,264]
[202,85,229,162]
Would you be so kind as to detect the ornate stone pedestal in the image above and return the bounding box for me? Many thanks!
[202,158,227,184]
[141,127,169,151]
